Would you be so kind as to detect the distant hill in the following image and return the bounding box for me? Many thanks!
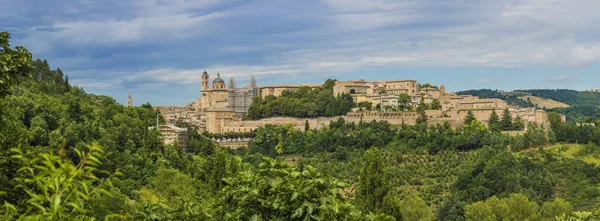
[456,89,533,107]
[458,89,600,122]
[516,89,600,107]
[519,95,569,109]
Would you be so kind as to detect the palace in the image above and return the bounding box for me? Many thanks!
[150,72,559,136]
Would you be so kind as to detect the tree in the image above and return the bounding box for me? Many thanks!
[1,143,123,220]
[464,110,477,125]
[488,110,500,131]
[464,194,540,221]
[219,158,391,220]
[304,120,310,131]
[0,32,33,98]
[210,149,228,190]
[430,98,441,110]
[399,195,435,221]
[356,147,389,213]
[500,109,513,130]
[513,115,525,131]
[398,94,412,111]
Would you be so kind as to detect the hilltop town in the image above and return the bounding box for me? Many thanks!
[146,71,556,142]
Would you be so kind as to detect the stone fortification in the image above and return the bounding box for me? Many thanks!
[151,72,557,135]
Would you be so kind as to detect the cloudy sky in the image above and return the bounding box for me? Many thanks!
[3,0,600,106]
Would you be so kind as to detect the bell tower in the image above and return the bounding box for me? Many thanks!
[127,92,132,107]
[201,70,209,90]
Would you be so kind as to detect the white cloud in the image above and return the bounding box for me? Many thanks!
[545,74,574,82]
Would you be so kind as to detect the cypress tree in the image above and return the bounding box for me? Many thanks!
[304,120,310,131]
[500,109,513,131]
[464,110,477,125]
[488,110,500,131]
[210,150,228,191]
[356,147,389,213]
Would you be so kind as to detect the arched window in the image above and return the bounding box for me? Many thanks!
[349,89,356,94]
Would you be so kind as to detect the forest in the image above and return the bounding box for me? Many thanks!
[2,31,600,220]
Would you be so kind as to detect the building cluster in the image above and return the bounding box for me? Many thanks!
[138,72,557,146]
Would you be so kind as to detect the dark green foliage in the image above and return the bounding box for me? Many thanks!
[249,119,394,156]
[356,147,389,213]
[500,109,513,130]
[245,79,355,120]
[218,158,390,220]
[463,110,476,125]
[305,120,310,131]
[520,89,600,107]
[398,94,412,111]
[549,106,600,123]
[488,110,500,131]
[0,32,33,99]
[358,101,373,111]
[437,148,554,220]
[430,98,442,110]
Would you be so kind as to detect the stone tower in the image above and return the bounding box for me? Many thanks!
[250,76,256,88]
[127,92,132,107]
[440,84,446,94]
[229,77,235,89]
[201,70,209,90]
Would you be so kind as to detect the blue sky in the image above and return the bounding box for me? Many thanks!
[3,0,600,106]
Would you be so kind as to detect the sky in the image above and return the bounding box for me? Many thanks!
[3,0,600,106]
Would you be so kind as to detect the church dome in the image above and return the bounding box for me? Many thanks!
[202,71,208,76]
[213,73,225,84]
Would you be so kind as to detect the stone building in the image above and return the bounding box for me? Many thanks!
[228,77,259,116]
[199,71,229,111]
[206,107,239,133]
[151,124,188,149]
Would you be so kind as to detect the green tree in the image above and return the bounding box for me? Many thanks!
[513,115,525,131]
[500,109,513,130]
[0,32,33,98]
[488,110,500,131]
[356,147,389,213]
[464,194,541,221]
[219,158,389,220]
[540,198,573,221]
[1,143,122,220]
[464,110,477,125]
[210,149,229,191]
[398,94,412,111]
[430,98,441,110]
[399,195,435,221]
[305,120,310,131]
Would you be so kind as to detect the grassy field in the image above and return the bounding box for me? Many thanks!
[539,144,600,165]
[520,95,570,109]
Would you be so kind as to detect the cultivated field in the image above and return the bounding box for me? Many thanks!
[520,95,570,108]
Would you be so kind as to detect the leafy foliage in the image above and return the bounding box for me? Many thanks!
[245,80,355,120]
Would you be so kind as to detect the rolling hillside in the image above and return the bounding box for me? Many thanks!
[520,95,569,109]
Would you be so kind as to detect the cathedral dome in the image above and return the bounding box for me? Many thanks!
[213,73,225,84]
[213,77,225,84]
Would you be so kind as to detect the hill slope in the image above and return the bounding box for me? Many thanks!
[520,95,569,109]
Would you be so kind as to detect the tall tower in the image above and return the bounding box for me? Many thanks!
[127,92,132,107]
[228,77,235,89]
[250,76,256,88]
[440,84,446,95]
[201,70,209,90]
